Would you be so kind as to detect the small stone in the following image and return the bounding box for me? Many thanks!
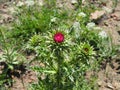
[0,20,3,24]
[107,83,114,89]
[90,10,105,20]
[97,81,103,86]
[71,0,78,4]
[0,71,2,74]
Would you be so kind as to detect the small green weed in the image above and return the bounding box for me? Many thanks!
[0,28,25,88]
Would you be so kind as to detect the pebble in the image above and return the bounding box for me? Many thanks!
[71,0,78,4]
[107,83,114,89]
[97,81,103,86]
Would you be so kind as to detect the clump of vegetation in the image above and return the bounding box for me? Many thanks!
[0,28,26,88]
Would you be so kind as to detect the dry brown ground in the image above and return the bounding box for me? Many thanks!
[95,0,120,90]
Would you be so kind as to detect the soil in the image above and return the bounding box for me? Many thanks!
[95,0,120,89]
[0,0,120,90]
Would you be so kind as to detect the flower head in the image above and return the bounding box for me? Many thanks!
[80,43,95,55]
[54,32,64,43]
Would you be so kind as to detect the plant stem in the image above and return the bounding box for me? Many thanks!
[56,49,63,90]
[57,61,61,90]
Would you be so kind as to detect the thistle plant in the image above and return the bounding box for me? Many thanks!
[27,27,97,90]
